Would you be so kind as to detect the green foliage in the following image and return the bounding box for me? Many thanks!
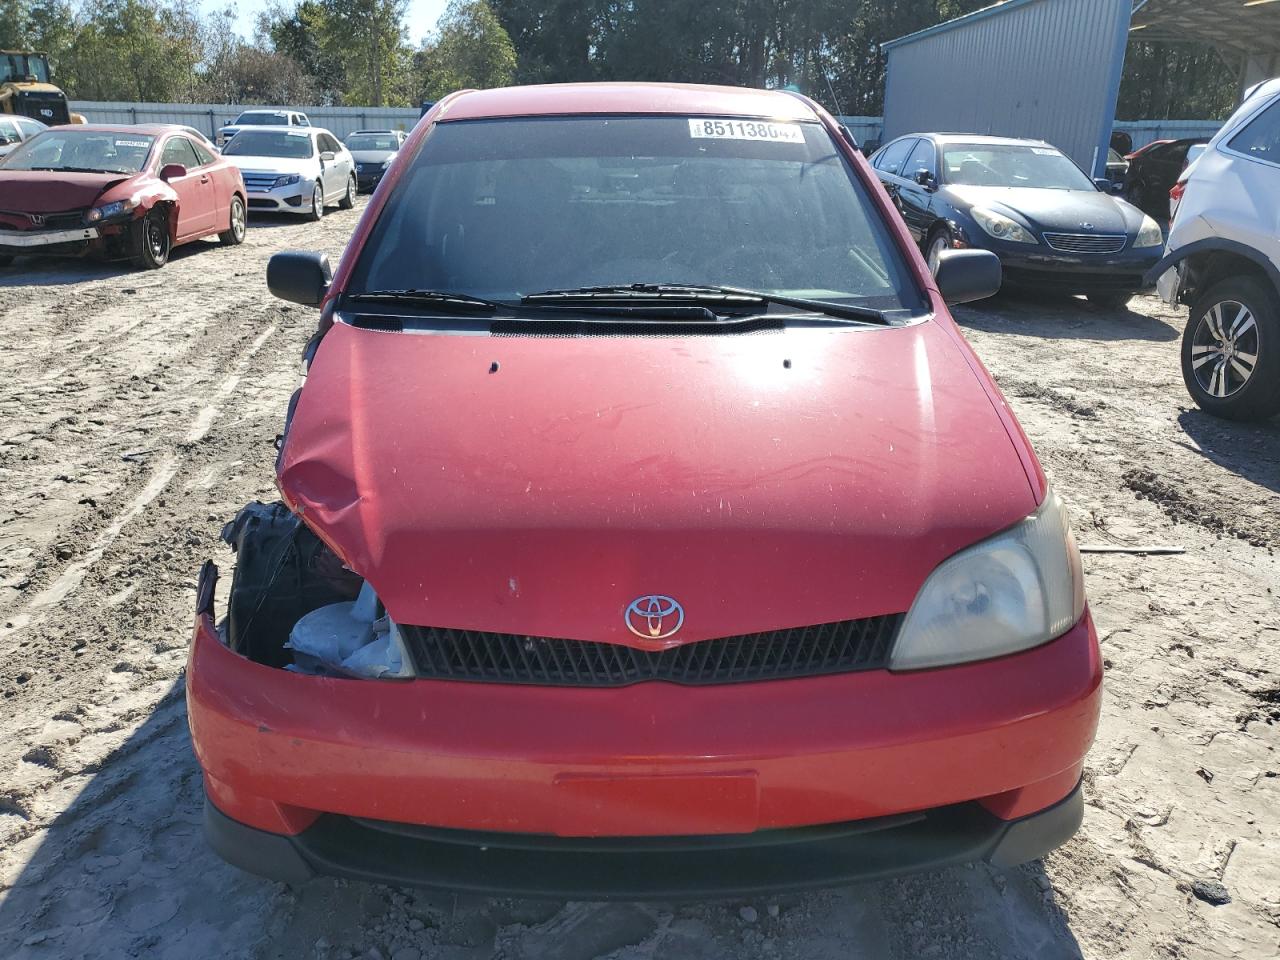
[413,0,516,102]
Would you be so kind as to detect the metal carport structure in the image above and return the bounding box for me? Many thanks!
[881,0,1280,177]
[1130,0,1280,88]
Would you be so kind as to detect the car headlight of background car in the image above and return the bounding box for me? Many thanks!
[1135,215,1164,249]
[85,198,139,223]
[381,157,394,169]
[273,174,302,189]
[890,488,1085,671]
[971,206,1038,245]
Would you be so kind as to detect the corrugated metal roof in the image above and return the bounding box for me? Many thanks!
[881,0,1132,176]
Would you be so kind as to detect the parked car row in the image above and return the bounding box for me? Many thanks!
[0,117,407,270]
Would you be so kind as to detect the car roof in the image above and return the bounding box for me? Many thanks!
[437,82,819,122]
[349,129,401,135]
[228,125,324,135]
[51,124,195,136]
[895,133,1055,148]
[237,109,296,116]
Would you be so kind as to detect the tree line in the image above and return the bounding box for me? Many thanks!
[1,0,1238,119]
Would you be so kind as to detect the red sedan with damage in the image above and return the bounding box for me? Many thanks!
[187,83,1101,897]
[0,123,246,270]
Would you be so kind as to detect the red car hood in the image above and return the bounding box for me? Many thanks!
[0,171,133,214]
[279,320,1037,647]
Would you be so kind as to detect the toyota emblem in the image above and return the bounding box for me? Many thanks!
[625,595,684,640]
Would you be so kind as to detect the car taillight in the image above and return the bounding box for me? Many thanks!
[1169,179,1187,221]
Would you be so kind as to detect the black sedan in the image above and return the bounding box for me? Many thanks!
[1122,137,1209,221]
[871,134,1165,308]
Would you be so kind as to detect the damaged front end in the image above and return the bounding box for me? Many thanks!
[199,501,412,679]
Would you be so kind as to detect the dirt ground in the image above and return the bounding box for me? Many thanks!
[1,200,1277,960]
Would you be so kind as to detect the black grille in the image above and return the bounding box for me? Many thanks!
[400,615,901,687]
[16,91,70,125]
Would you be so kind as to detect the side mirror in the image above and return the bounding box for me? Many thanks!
[159,163,187,181]
[320,150,335,162]
[0,135,12,146]
[913,168,936,190]
[1094,177,1124,194]
[268,251,332,307]
[934,249,1002,305]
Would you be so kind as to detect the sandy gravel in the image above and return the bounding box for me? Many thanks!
[1,203,1278,960]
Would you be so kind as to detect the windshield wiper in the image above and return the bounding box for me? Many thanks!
[31,166,121,174]
[346,287,724,321]
[522,283,892,325]
[345,289,503,312]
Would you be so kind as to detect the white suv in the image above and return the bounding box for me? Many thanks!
[1153,78,1280,421]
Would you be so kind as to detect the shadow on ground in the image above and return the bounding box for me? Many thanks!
[0,679,1086,960]
[955,290,1179,343]
[0,241,223,288]
[1178,409,1280,495]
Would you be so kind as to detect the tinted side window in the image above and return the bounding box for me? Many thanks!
[160,136,200,169]
[904,139,937,178]
[876,138,917,177]
[191,139,217,165]
[1229,99,1280,165]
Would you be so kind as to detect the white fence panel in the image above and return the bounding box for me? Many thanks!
[68,101,1221,154]
[70,101,423,139]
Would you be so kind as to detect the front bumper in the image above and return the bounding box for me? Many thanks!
[355,168,385,191]
[244,183,312,215]
[0,225,99,253]
[188,598,1101,889]
[976,239,1162,293]
[204,778,1085,898]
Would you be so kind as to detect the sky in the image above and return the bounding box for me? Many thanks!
[212,0,451,46]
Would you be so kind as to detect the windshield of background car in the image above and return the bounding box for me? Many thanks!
[347,134,400,151]
[223,130,314,159]
[235,113,288,126]
[347,115,922,312]
[1,131,155,173]
[942,144,1096,191]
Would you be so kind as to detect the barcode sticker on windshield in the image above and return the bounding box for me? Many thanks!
[688,119,805,143]
[1031,148,1061,156]
[114,139,149,148]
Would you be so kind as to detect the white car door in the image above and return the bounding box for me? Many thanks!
[318,133,345,200]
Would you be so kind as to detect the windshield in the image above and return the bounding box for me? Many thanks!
[942,143,1095,191]
[2,131,154,173]
[235,112,289,126]
[223,130,314,159]
[348,116,921,312]
[347,134,400,151]
[0,53,50,84]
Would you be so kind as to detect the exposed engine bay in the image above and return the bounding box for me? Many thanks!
[215,501,412,677]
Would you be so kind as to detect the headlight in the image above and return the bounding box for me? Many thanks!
[381,157,394,169]
[85,198,138,222]
[889,488,1085,671]
[1135,215,1164,248]
[971,206,1038,244]
[273,174,301,188]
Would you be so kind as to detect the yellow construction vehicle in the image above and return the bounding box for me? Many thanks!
[0,50,85,125]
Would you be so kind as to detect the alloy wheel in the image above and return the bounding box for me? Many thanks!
[1191,299,1259,398]
[231,198,246,240]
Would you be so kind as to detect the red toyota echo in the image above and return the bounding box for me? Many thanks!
[187,83,1101,897]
